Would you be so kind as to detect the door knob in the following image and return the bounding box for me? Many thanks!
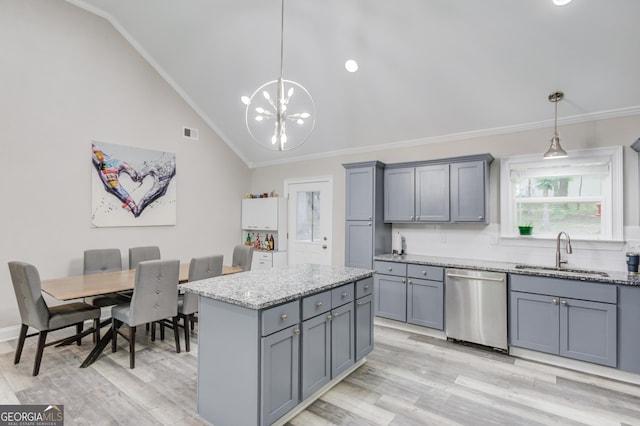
[322,244,327,249]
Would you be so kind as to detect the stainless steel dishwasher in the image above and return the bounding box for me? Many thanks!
[445,268,508,351]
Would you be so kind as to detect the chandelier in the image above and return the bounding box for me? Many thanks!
[243,0,315,151]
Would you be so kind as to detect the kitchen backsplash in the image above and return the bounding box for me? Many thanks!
[392,223,640,273]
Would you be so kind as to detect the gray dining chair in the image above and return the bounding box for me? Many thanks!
[179,254,223,351]
[84,249,127,315]
[232,245,253,272]
[128,246,161,269]
[9,261,101,376]
[111,259,180,368]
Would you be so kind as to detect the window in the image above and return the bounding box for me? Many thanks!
[500,147,623,241]
[295,191,321,242]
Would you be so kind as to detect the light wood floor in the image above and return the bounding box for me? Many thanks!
[1,323,639,426]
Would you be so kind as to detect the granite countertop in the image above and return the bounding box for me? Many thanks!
[374,254,640,286]
[179,264,374,310]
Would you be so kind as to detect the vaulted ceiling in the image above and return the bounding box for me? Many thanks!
[68,0,640,167]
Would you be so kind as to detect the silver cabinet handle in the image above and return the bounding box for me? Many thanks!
[446,273,504,282]
[332,311,341,318]
[327,314,333,321]
[561,300,568,306]
[552,299,558,305]
[408,279,412,285]
[410,216,414,220]
[368,215,372,220]
[316,302,322,308]
[293,328,300,335]
[478,216,483,220]
[368,223,372,227]
[357,301,366,306]
[402,279,406,284]
[281,314,287,320]
[342,292,348,298]
[388,266,392,271]
[422,270,427,276]
[364,285,369,290]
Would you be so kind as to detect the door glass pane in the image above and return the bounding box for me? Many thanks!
[296,191,321,242]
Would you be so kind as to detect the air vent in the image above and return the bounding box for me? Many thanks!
[182,127,199,141]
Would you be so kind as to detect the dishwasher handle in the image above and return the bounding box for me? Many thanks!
[446,272,505,282]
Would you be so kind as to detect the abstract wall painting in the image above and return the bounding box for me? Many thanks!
[91,141,176,227]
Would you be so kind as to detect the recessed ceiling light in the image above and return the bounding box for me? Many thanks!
[553,0,572,5]
[345,59,359,73]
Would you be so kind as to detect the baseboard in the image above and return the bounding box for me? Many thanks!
[0,325,22,343]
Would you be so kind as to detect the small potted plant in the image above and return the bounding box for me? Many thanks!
[518,222,533,236]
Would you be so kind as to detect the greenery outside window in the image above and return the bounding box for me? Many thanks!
[500,147,623,241]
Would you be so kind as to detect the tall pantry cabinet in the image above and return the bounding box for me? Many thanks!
[343,161,391,269]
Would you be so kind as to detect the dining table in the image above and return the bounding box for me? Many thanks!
[41,263,243,301]
[40,262,243,367]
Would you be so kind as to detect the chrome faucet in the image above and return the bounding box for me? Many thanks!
[555,231,573,268]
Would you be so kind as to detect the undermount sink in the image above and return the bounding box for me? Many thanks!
[514,264,609,277]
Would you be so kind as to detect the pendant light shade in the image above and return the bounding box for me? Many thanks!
[544,91,568,159]
[243,0,315,151]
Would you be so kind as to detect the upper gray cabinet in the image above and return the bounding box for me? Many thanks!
[384,154,493,224]
[345,167,374,220]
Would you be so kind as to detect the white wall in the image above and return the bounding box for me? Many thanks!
[0,1,250,333]
[251,114,640,271]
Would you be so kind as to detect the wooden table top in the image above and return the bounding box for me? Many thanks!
[41,264,243,301]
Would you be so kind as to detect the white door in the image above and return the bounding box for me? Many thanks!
[286,178,333,265]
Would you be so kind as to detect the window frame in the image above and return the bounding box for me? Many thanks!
[500,146,623,241]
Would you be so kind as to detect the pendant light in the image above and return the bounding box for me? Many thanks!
[243,0,315,151]
[544,91,568,159]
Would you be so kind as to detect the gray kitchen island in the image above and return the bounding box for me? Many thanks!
[179,264,375,426]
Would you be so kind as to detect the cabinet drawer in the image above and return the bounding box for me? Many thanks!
[510,274,617,304]
[254,252,272,261]
[374,261,407,277]
[356,277,373,299]
[332,284,354,308]
[407,264,443,281]
[302,289,332,320]
[262,300,300,336]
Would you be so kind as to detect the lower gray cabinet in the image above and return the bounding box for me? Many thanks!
[355,294,374,360]
[374,274,406,321]
[345,221,373,269]
[509,274,617,368]
[407,278,444,329]
[618,285,640,374]
[510,291,560,354]
[331,301,355,377]
[261,325,300,425]
[301,313,331,399]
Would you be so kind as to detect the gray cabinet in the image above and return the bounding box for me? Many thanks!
[301,312,331,399]
[383,167,415,222]
[355,277,374,361]
[345,167,374,220]
[383,154,492,224]
[301,281,359,400]
[345,221,373,270]
[406,265,444,330]
[343,162,391,269]
[618,285,640,374]
[331,301,355,377]
[261,325,300,425]
[416,164,450,222]
[374,261,407,321]
[355,294,374,360]
[509,274,617,368]
[450,161,487,222]
[373,261,445,330]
